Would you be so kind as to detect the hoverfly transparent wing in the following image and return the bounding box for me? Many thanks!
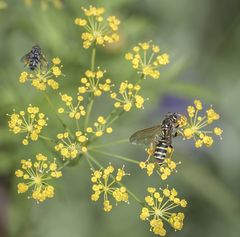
[39,53,48,69]
[129,125,162,146]
[20,52,31,67]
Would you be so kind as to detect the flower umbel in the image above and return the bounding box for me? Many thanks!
[125,42,169,79]
[140,187,187,236]
[91,165,129,212]
[179,100,222,148]
[55,131,88,160]
[78,69,113,97]
[111,81,145,112]
[8,105,47,145]
[19,57,63,90]
[75,6,120,48]
[15,153,62,202]
[58,93,86,120]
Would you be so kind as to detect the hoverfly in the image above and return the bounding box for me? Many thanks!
[129,113,180,163]
[21,45,48,71]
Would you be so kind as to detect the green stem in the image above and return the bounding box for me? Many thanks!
[88,139,129,149]
[106,108,125,127]
[44,92,70,133]
[76,119,80,131]
[92,150,139,164]
[105,108,118,122]
[91,46,96,71]
[58,160,71,170]
[86,155,94,169]
[39,135,56,143]
[124,187,143,205]
[84,46,97,130]
[84,98,94,130]
[136,73,145,84]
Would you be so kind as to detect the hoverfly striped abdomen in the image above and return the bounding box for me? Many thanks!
[153,138,169,163]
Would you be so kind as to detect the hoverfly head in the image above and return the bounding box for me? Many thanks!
[32,45,41,53]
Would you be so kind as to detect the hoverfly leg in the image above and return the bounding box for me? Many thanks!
[145,142,155,162]
[168,146,174,159]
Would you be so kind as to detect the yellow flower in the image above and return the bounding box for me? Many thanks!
[91,165,129,212]
[15,154,62,202]
[19,57,63,90]
[55,131,88,160]
[179,100,222,148]
[75,6,120,48]
[140,187,187,236]
[140,148,180,180]
[206,108,220,123]
[78,69,113,97]
[17,183,29,193]
[86,116,112,137]
[125,42,169,79]
[195,139,203,148]
[177,115,187,127]
[183,128,194,139]
[157,53,169,65]
[58,93,86,120]
[214,127,223,138]
[52,57,61,65]
[194,100,202,110]
[52,66,62,76]
[202,135,213,147]
[169,213,185,231]
[111,81,145,112]
[187,106,195,118]
[19,71,28,83]
[8,105,47,145]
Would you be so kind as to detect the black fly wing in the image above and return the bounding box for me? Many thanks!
[129,125,162,146]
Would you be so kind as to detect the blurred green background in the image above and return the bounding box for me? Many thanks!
[0,0,240,237]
